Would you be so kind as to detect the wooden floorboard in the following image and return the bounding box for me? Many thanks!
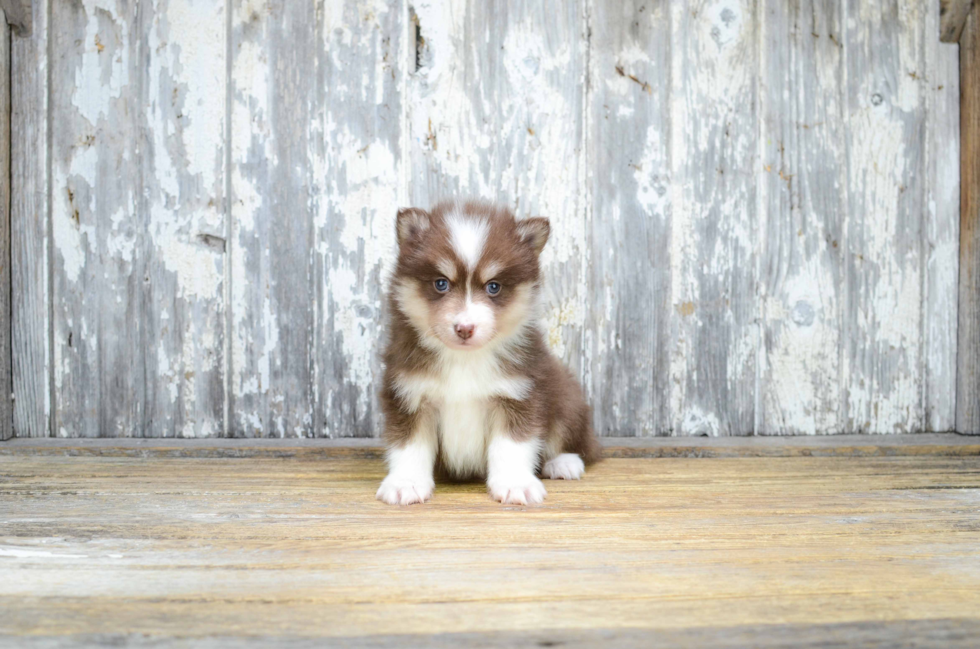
[1,450,979,647]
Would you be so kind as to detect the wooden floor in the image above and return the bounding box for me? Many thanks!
[1,438,979,648]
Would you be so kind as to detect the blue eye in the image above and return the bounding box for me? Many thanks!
[486,281,501,296]
[434,278,450,293]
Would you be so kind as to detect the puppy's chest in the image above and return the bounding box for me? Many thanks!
[398,359,531,476]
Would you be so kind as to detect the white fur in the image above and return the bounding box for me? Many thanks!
[542,453,585,480]
[452,291,495,345]
[376,429,437,505]
[391,352,532,477]
[486,431,546,505]
[447,214,489,270]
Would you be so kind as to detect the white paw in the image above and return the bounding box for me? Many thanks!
[376,474,434,505]
[541,453,585,480]
[488,473,547,506]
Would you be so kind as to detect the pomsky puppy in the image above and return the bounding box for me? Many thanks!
[376,200,600,506]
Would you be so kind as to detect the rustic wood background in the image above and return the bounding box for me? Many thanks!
[9,0,963,438]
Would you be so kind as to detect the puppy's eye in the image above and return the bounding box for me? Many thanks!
[434,278,450,293]
[486,281,501,296]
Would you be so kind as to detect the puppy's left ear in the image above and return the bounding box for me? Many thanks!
[517,217,550,256]
[396,207,431,247]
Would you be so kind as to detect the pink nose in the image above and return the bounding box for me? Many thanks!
[454,324,475,340]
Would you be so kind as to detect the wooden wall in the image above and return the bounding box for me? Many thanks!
[8,0,964,438]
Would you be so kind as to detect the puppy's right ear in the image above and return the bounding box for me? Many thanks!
[396,208,431,247]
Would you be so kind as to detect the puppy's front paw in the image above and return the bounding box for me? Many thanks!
[488,474,547,506]
[376,474,434,505]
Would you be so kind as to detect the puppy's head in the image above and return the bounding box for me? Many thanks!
[392,201,548,352]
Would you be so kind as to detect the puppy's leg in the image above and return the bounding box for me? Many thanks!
[486,429,547,506]
[377,422,437,506]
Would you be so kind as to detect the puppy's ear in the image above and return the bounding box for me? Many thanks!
[516,217,550,255]
[396,208,431,247]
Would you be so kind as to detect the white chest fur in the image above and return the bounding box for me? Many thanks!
[392,350,532,478]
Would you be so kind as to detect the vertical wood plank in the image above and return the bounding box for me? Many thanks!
[958,8,980,434]
[314,0,403,437]
[924,29,960,431]
[758,0,844,434]
[48,0,226,438]
[141,0,227,437]
[10,0,48,436]
[586,0,671,436]
[842,0,928,433]
[230,0,316,437]
[49,0,141,437]
[0,9,11,440]
[407,0,589,407]
[668,0,759,436]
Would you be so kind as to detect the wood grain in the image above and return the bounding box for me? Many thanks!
[586,1,671,436]
[958,9,980,434]
[668,0,759,435]
[6,0,966,437]
[140,0,227,437]
[314,0,403,438]
[0,0,29,34]
[925,24,961,431]
[10,0,48,437]
[1,453,978,644]
[940,0,974,42]
[842,0,928,433]
[0,8,11,441]
[229,0,316,438]
[758,0,844,434]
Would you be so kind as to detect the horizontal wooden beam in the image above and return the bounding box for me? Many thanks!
[1,434,978,457]
[941,0,975,42]
[0,0,29,34]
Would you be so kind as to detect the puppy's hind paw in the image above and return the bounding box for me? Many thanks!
[541,453,585,480]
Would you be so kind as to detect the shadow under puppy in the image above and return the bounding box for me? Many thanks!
[377,200,601,506]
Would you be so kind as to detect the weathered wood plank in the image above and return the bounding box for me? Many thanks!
[314,0,403,438]
[924,29,961,431]
[0,9,11,441]
[1,433,978,459]
[842,0,928,433]
[586,1,671,436]
[230,0,317,437]
[958,9,980,434]
[48,0,142,438]
[406,0,589,392]
[758,0,844,434]
[10,0,48,437]
[939,0,974,42]
[140,0,227,437]
[47,0,226,438]
[1,454,980,642]
[668,1,759,435]
[0,0,30,34]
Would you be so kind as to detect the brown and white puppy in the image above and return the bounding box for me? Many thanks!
[377,200,600,506]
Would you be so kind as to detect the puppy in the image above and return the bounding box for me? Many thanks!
[376,200,601,506]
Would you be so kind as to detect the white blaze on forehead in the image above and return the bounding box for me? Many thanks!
[447,214,489,271]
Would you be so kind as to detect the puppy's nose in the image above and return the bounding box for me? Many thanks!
[454,323,475,340]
